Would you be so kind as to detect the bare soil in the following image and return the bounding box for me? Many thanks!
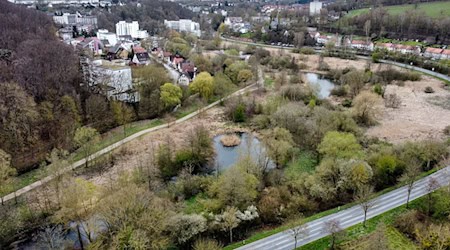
[366,76,450,143]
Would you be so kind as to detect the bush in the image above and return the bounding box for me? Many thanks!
[330,86,347,97]
[373,83,384,96]
[444,125,450,136]
[424,86,435,93]
[394,210,422,237]
[342,99,352,107]
[280,84,315,103]
[300,47,315,54]
[233,103,247,122]
[384,93,402,108]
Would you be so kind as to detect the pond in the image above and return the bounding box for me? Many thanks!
[212,132,275,172]
[305,73,336,98]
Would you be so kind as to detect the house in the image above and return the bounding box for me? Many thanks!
[180,62,196,80]
[77,37,104,55]
[162,51,173,63]
[131,46,150,65]
[424,47,444,60]
[394,44,420,54]
[171,55,185,69]
[441,49,450,60]
[350,40,374,51]
[96,29,118,47]
[375,43,395,52]
[316,35,329,45]
[107,44,129,60]
[178,73,190,86]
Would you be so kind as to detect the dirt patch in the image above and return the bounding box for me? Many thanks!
[366,76,450,144]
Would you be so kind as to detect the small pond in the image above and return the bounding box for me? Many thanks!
[305,73,336,98]
[213,132,275,171]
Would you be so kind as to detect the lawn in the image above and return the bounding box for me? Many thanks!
[347,1,450,18]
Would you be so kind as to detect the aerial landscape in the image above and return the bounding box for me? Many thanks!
[0,0,450,249]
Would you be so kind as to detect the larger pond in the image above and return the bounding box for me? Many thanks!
[305,73,336,98]
[213,132,275,171]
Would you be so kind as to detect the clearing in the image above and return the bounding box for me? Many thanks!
[347,1,450,18]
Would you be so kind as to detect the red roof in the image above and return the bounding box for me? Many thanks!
[181,62,195,73]
[173,57,184,65]
[425,47,443,54]
[163,51,172,57]
[352,40,371,45]
[442,49,450,55]
[133,46,147,54]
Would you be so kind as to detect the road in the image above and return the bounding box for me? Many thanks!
[1,83,257,204]
[237,166,450,250]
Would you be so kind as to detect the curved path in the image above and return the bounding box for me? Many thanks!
[1,83,257,204]
[237,166,450,250]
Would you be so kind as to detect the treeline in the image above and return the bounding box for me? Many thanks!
[327,0,445,12]
[330,7,450,44]
[94,0,195,35]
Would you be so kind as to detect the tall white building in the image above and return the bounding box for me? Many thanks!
[115,21,148,39]
[309,0,323,15]
[164,19,201,37]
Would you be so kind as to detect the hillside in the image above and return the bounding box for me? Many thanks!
[347,1,450,18]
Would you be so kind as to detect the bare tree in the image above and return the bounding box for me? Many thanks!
[323,219,344,250]
[354,185,375,227]
[287,220,309,249]
[426,176,440,216]
[35,225,69,250]
[400,160,422,208]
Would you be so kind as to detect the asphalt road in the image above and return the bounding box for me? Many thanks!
[1,83,257,204]
[237,166,450,250]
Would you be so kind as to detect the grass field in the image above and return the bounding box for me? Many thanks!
[347,1,450,18]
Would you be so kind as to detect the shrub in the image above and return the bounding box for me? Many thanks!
[280,84,315,103]
[424,86,435,93]
[342,99,352,107]
[233,103,246,122]
[384,93,402,108]
[300,47,315,54]
[373,83,384,96]
[444,125,450,136]
[394,210,422,237]
[330,86,347,97]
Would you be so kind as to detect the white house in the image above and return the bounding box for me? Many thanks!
[350,40,374,51]
[424,47,444,60]
[97,29,118,46]
[164,19,201,37]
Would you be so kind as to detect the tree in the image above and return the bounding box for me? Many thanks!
[354,185,375,227]
[352,91,383,126]
[74,127,100,168]
[46,148,69,205]
[167,214,207,244]
[160,83,182,110]
[323,219,344,250]
[219,206,240,243]
[0,149,16,205]
[318,131,363,161]
[190,72,215,100]
[237,69,254,84]
[341,70,366,97]
[209,161,259,209]
[263,128,295,167]
[35,225,69,249]
[426,177,440,216]
[54,178,97,249]
[134,65,170,119]
[110,101,134,137]
[287,219,309,249]
[400,160,421,208]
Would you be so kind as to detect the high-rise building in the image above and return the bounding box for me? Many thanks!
[309,0,322,15]
[115,21,148,39]
[164,19,201,37]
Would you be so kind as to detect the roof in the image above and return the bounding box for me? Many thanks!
[425,47,443,54]
[163,51,172,57]
[181,62,195,73]
[173,56,184,65]
[133,46,147,54]
[442,49,450,55]
[352,40,372,45]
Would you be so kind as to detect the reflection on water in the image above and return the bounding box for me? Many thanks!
[213,132,275,171]
[306,73,336,98]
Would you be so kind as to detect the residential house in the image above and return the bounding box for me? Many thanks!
[131,46,150,65]
[394,44,420,54]
[424,47,444,60]
[441,49,450,60]
[177,62,196,86]
[77,37,104,55]
[171,54,185,70]
[375,43,395,52]
[97,29,118,46]
[350,40,374,51]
